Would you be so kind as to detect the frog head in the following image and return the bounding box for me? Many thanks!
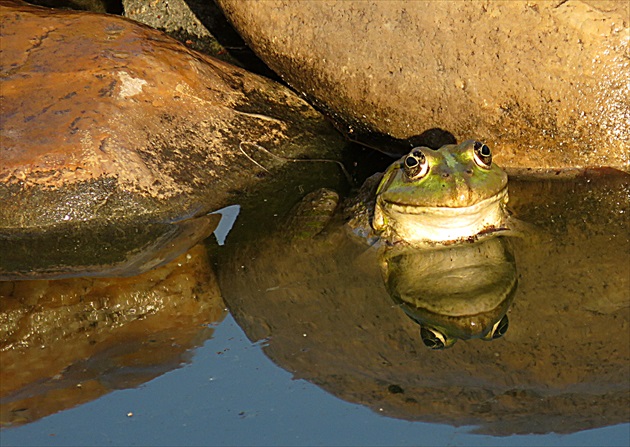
[373,140,508,245]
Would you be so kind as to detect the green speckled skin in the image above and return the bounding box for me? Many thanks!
[376,140,507,209]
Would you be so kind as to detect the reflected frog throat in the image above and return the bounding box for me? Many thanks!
[381,237,517,350]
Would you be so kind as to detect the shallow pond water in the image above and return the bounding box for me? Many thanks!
[1,314,629,447]
[1,169,628,446]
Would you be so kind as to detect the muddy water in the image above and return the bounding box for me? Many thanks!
[0,168,628,443]
[217,170,629,435]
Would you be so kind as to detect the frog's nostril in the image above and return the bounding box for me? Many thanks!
[466,169,473,175]
[441,172,450,178]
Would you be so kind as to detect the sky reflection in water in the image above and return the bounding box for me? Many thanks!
[2,314,628,447]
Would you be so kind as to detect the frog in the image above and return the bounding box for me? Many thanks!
[340,139,510,247]
[282,139,516,349]
[372,139,509,245]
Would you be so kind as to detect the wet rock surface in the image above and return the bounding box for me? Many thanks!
[216,0,629,172]
[217,171,630,435]
[0,243,225,426]
[0,0,347,278]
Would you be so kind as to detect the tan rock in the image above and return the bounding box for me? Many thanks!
[217,0,630,173]
[0,0,346,278]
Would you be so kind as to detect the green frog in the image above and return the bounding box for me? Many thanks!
[372,139,509,245]
[339,139,510,247]
[372,140,515,348]
[285,139,516,349]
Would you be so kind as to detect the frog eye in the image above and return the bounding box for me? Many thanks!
[420,326,452,350]
[403,149,429,180]
[490,314,509,339]
[473,141,492,168]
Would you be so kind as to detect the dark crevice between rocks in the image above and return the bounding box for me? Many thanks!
[183,0,280,81]
[23,0,122,14]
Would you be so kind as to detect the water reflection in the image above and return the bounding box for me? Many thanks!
[382,237,516,349]
[0,212,221,280]
[0,244,226,426]
[0,158,342,429]
[217,171,629,435]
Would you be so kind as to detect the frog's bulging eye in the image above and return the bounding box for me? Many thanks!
[490,314,509,339]
[481,314,509,341]
[403,149,429,180]
[420,327,448,350]
[473,141,492,168]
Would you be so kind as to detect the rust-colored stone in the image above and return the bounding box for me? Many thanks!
[0,0,346,278]
[216,0,630,173]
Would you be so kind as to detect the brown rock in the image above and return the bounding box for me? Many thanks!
[216,0,630,173]
[0,0,347,278]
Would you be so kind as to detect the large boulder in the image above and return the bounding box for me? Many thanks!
[0,0,347,279]
[216,0,629,172]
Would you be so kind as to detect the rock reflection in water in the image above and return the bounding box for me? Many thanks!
[218,171,629,435]
[0,244,226,427]
[382,237,516,350]
[0,212,221,281]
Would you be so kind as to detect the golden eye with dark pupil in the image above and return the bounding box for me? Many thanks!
[403,149,429,180]
[473,141,492,168]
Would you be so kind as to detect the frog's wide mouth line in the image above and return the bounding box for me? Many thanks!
[376,187,509,243]
[381,187,508,218]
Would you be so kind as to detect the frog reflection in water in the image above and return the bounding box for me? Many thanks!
[381,236,516,349]
[290,140,516,349]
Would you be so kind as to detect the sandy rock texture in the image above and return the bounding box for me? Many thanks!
[217,0,629,173]
[0,0,346,278]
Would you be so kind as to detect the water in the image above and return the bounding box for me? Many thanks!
[2,314,628,447]
[1,173,629,446]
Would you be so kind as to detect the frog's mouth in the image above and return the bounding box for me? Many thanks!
[374,187,509,244]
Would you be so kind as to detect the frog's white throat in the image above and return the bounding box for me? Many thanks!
[373,188,509,245]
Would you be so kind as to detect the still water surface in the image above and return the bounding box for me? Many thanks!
[1,172,629,446]
[2,313,629,447]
